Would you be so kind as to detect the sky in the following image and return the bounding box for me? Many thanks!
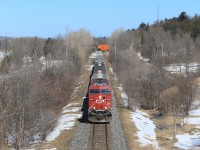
[0,0,200,38]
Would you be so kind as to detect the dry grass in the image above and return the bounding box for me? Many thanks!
[146,109,198,149]
[193,77,200,86]
[42,126,76,150]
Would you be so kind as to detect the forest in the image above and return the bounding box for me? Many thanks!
[0,29,93,149]
[108,11,200,115]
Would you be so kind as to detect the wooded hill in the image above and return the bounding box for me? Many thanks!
[108,11,200,117]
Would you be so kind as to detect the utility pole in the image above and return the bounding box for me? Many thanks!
[157,6,159,24]
[161,42,164,66]
[115,41,117,61]
[173,104,177,140]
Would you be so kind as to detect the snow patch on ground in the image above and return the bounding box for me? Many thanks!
[183,117,200,128]
[109,67,113,74]
[164,63,200,75]
[118,84,128,107]
[39,56,63,71]
[130,109,159,148]
[46,103,81,142]
[85,65,93,71]
[110,67,128,106]
[89,52,96,59]
[175,98,200,149]
[109,67,118,81]
[175,133,200,150]
[22,56,32,64]
[189,109,200,117]
[0,50,12,61]
[137,52,149,63]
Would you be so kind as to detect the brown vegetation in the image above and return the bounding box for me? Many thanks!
[108,17,198,117]
[0,28,94,149]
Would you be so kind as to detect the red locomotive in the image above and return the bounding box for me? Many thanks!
[88,51,112,122]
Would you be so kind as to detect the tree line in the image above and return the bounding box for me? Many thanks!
[108,12,200,117]
[0,29,93,149]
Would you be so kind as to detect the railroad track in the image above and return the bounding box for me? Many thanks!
[89,123,111,150]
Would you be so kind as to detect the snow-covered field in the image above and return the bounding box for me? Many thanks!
[46,103,81,142]
[164,63,200,75]
[130,110,159,148]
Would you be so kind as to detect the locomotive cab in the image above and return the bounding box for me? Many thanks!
[88,86,112,122]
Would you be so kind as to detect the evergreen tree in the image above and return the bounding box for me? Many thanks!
[178,11,188,22]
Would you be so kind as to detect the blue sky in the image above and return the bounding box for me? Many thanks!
[0,0,200,38]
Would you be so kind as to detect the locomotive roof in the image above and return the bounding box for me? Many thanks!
[92,72,108,80]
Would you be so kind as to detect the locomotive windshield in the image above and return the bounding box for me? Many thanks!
[101,89,111,94]
[90,89,100,94]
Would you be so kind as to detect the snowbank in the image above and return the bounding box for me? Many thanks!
[130,110,159,148]
[46,103,81,142]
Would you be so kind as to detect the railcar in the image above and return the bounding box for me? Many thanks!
[88,51,112,122]
[97,44,110,52]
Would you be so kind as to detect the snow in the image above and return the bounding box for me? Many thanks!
[189,109,200,116]
[109,67,118,81]
[130,110,159,148]
[85,65,93,71]
[62,107,80,114]
[0,50,11,61]
[110,67,128,106]
[175,133,200,150]
[164,63,200,75]
[46,103,81,142]
[109,67,113,74]
[184,118,200,127]
[175,98,200,149]
[22,56,32,64]
[89,52,96,59]
[39,56,63,71]
[137,52,149,63]
[118,84,128,107]
[63,103,79,108]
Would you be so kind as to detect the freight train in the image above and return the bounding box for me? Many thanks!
[97,44,110,52]
[88,51,112,122]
